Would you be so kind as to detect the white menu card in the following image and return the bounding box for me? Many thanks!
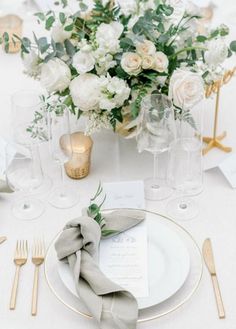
[99,180,149,298]
[219,154,236,188]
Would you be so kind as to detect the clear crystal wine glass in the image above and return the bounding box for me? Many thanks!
[137,93,176,200]
[166,138,202,220]
[48,104,79,209]
[11,90,49,144]
[166,100,203,221]
[5,142,45,221]
[11,90,52,194]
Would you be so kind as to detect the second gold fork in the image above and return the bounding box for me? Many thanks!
[31,239,45,316]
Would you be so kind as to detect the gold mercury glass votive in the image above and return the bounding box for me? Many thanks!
[61,132,93,179]
[0,15,23,53]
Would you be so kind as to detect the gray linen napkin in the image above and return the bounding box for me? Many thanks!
[55,209,145,329]
[0,179,12,193]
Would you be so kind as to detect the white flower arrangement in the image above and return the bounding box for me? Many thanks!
[3,0,236,137]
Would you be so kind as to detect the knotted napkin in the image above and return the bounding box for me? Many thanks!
[55,209,145,329]
[0,178,12,193]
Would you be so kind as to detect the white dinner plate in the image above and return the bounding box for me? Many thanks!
[57,213,190,310]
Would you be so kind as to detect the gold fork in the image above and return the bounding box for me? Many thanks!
[9,240,28,310]
[31,239,45,316]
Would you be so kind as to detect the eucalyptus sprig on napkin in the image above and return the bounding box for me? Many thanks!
[87,182,119,237]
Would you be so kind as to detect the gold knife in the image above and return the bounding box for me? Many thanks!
[0,236,7,245]
[202,238,225,319]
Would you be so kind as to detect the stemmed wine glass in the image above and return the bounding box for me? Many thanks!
[137,93,176,200]
[48,104,79,209]
[11,90,52,194]
[5,142,45,221]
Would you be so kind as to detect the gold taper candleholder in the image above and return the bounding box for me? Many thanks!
[203,67,236,156]
[61,132,93,179]
[0,15,23,53]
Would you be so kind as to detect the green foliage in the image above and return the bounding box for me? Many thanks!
[45,15,55,30]
[120,37,135,51]
[230,41,236,52]
[109,107,123,130]
[87,183,118,238]
[3,32,9,52]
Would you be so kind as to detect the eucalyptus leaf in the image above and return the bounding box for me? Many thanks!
[230,40,236,52]
[37,37,49,53]
[59,12,66,24]
[64,23,74,31]
[34,12,46,21]
[64,39,76,56]
[45,16,55,30]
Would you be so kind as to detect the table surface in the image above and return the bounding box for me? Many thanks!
[1,1,236,328]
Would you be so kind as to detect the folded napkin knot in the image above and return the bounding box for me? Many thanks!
[55,209,145,329]
[56,215,101,260]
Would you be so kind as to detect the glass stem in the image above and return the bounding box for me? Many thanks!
[153,152,158,181]
[60,162,66,198]
[23,202,31,210]
[178,197,188,210]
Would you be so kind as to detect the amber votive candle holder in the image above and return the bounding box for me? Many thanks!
[62,132,93,179]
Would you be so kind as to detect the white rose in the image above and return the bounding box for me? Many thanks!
[22,50,40,77]
[169,69,205,108]
[72,50,95,74]
[142,55,155,70]
[96,21,123,54]
[153,52,169,72]
[121,52,142,76]
[70,73,101,111]
[40,58,71,93]
[166,0,186,24]
[136,40,156,57]
[205,39,228,67]
[51,18,73,43]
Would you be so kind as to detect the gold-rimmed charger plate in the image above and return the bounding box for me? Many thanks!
[44,209,203,323]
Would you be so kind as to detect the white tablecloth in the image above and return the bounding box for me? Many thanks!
[1,1,236,328]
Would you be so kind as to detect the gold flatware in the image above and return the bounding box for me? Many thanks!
[31,239,45,316]
[9,240,28,310]
[0,236,7,245]
[202,238,225,319]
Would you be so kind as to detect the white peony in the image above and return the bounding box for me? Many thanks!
[96,21,123,54]
[40,58,71,93]
[22,50,40,77]
[136,40,156,57]
[205,39,228,67]
[169,69,205,108]
[166,0,186,24]
[99,75,130,111]
[70,73,101,111]
[72,50,95,74]
[121,52,142,76]
[51,18,73,43]
[153,52,169,72]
